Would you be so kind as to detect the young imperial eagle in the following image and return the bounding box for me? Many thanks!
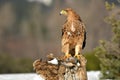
[60,8,86,58]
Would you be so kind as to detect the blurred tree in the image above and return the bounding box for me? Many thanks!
[0,53,33,73]
[95,1,120,79]
[0,0,117,60]
[84,52,100,71]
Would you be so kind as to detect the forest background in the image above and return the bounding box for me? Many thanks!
[0,0,119,73]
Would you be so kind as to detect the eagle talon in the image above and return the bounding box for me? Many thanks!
[74,54,81,59]
[64,54,71,59]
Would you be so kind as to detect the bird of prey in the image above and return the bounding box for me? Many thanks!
[60,8,86,59]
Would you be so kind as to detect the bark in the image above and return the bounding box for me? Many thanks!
[33,54,87,80]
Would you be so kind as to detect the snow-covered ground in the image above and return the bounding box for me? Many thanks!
[0,71,100,80]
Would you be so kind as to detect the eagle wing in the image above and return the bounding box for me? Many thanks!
[82,31,86,49]
[81,22,86,49]
[73,20,86,51]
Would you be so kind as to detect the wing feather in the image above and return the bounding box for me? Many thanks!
[82,31,86,49]
[80,22,86,49]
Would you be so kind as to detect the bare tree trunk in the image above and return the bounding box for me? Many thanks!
[33,54,87,80]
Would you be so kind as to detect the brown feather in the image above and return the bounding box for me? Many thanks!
[61,8,86,56]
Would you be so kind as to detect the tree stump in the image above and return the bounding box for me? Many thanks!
[33,54,87,80]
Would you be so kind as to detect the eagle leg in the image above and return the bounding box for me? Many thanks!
[63,44,71,59]
[74,44,82,59]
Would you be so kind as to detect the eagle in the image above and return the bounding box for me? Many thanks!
[60,8,86,59]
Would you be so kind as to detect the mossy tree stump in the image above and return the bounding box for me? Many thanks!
[33,54,87,80]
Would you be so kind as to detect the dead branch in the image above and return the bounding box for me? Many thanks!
[33,54,87,80]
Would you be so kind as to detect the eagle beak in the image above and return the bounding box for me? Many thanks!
[60,10,67,15]
[59,10,63,15]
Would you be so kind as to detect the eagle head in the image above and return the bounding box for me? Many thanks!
[60,8,79,20]
[60,8,74,16]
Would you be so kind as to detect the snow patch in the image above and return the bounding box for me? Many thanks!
[0,71,101,80]
[87,71,100,80]
[47,58,58,65]
[33,75,44,80]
